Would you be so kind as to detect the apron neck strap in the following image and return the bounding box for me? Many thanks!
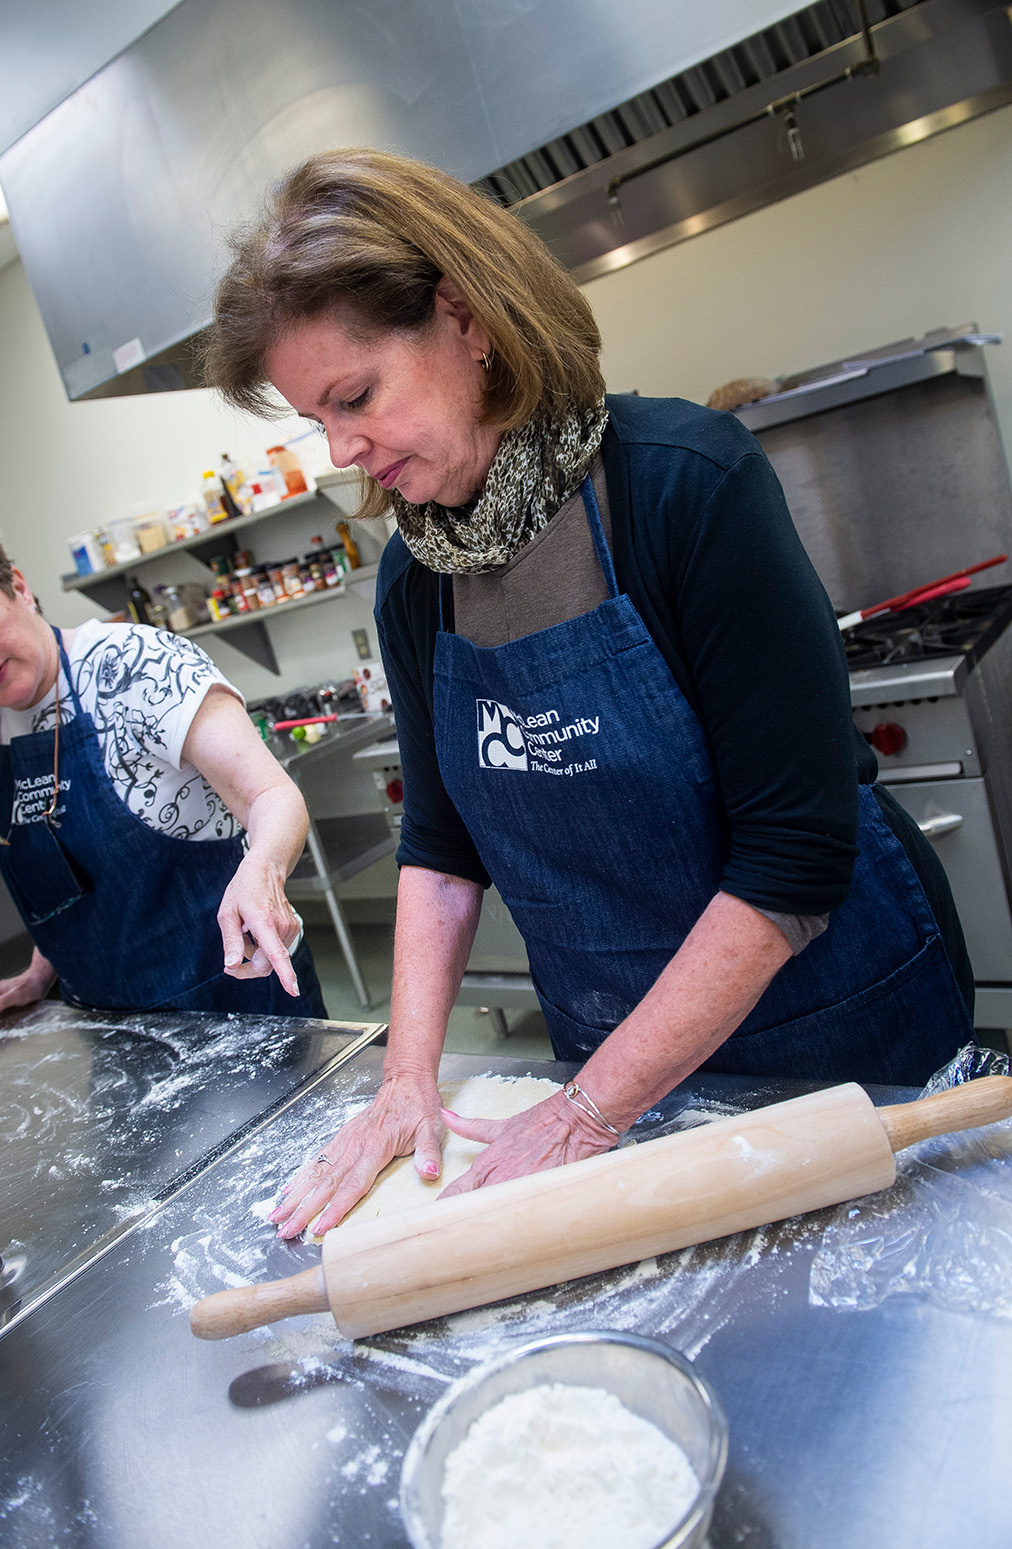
[580,474,619,599]
[52,626,84,718]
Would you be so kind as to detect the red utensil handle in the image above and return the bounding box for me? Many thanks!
[860,554,1008,620]
[270,714,340,731]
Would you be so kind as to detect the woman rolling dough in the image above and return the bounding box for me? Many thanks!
[205,148,974,1234]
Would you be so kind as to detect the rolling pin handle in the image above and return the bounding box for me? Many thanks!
[189,1263,329,1341]
[877,1074,1012,1153]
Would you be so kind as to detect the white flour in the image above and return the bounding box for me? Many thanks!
[439,1383,698,1549]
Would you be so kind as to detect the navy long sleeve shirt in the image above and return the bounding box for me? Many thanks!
[375,394,878,916]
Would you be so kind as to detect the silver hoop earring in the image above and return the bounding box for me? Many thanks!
[481,352,491,372]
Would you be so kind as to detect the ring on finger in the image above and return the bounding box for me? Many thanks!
[317,1152,331,1166]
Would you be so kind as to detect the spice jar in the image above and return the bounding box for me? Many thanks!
[280,559,304,599]
[255,567,277,608]
[235,567,260,611]
[229,578,249,614]
[267,563,288,603]
[208,587,231,622]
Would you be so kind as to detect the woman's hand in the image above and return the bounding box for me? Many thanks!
[437,1088,617,1199]
[182,685,311,998]
[269,1072,446,1239]
[217,851,301,994]
[0,948,56,1013]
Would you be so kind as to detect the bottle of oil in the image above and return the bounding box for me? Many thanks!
[127,576,153,626]
[335,521,361,569]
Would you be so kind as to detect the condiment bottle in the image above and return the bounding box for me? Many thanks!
[220,453,250,516]
[255,567,276,608]
[127,576,153,625]
[202,471,228,524]
[335,521,361,568]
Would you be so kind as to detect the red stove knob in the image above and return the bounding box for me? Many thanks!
[869,722,907,757]
[385,778,404,805]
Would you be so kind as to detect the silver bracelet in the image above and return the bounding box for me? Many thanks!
[562,1080,621,1136]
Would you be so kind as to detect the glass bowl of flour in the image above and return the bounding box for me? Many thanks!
[399,1329,727,1549]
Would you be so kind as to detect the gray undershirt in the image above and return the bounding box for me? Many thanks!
[452,455,828,957]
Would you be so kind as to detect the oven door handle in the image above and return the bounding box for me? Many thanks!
[917,812,964,840]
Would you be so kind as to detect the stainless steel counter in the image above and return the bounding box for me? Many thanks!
[0,1003,382,1335]
[1,1032,1010,1548]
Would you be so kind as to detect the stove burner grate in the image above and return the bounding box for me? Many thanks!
[842,583,1012,671]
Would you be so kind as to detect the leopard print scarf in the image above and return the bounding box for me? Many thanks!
[390,398,608,574]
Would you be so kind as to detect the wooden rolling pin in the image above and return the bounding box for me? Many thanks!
[190,1076,1012,1343]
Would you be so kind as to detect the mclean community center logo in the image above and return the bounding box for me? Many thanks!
[476,699,600,774]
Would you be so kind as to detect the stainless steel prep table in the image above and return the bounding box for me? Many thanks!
[1,1046,1010,1548]
[0,1002,383,1336]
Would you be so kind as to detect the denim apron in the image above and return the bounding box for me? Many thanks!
[433,479,973,1087]
[0,630,325,1017]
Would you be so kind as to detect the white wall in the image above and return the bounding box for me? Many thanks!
[0,99,1010,701]
[0,255,382,702]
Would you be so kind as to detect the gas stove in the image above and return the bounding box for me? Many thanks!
[845,582,1012,1022]
[842,582,1012,672]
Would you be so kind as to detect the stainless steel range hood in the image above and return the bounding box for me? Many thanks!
[500,0,1012,284]
[0,0,801,402]
[2,0,1011,401]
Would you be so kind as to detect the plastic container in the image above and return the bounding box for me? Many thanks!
[106,517,141,565]
[167,503,208,542]
[249,466,288,510]
[160,585,196,632]
[67,531,104,576]
[130,504,169,554]
[266,444,309,497]
[400,1332,728,1549]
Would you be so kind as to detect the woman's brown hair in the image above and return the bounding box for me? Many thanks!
[205,148,604,517]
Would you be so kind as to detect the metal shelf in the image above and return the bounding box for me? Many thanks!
[58,468,367,674]
[735,346,986,434]
[59,470,358,600]
[177,565,379,674]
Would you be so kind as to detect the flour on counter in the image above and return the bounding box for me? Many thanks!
[439,1383,698,1549]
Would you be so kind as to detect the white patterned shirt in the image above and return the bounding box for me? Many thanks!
[0,621,243,841]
